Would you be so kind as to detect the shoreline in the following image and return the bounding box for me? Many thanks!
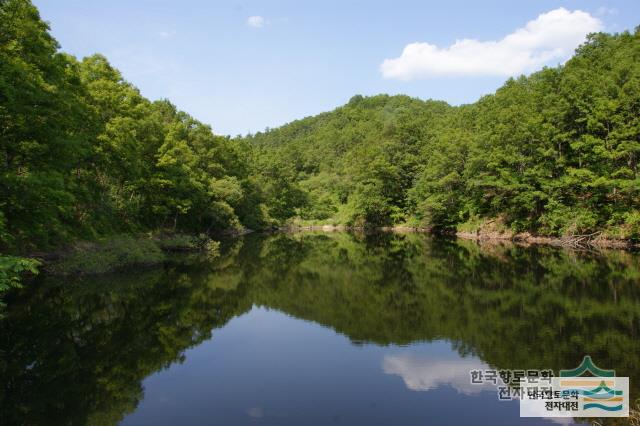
[279,225,639,250]
[8,226,638,283]
[21,225,639,268]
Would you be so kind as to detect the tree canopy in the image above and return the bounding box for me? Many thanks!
[1,0,273,253]
[246,30,640,238]
[1,0,639,255]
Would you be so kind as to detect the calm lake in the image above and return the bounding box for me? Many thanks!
[1,232,639,425]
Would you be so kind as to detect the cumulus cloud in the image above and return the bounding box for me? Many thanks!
[247,15,264,28]
[381,8,602,80]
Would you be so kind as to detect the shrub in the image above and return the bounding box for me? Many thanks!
[0,256,40,314]
[621,211,640,241]
[539,201,598,236]
[0,256,40,293]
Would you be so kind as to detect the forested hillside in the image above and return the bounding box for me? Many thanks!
[247,29,640,238]
[1,0,640,260]
[1,0,279,254]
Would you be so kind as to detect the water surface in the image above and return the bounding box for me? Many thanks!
[2,233,639,425]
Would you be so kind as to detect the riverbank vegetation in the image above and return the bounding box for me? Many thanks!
[1,0,639,281]
[44,233,221,275]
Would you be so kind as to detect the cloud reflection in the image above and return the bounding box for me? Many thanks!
[383,353,495,395]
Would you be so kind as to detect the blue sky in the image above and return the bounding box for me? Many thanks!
[34,0,639,136]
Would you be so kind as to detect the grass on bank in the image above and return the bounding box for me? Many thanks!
[51,236,165,274]
[51,233,221,275]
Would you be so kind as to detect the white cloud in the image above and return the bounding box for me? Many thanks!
[381,8,602,80]
[247,15,264,28]
[158,30,176,39]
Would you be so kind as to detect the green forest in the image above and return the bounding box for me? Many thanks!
[1,0,640,259]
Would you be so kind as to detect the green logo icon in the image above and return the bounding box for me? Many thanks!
[559,355,615,377]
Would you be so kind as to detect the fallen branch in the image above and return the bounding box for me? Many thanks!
[559,231,602,248]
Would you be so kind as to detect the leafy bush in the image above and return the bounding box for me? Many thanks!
[347,186,395,227]
[624,211,640,240]
[0,255,40,315]
[456,215,485,234]
[539,202,599,236]
[563,209,599,236]
[0,256,40,293]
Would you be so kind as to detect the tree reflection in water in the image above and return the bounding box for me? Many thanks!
[1,232,638,425]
